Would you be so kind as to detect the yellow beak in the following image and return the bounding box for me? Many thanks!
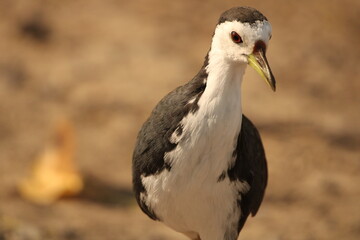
[248,47,276,92]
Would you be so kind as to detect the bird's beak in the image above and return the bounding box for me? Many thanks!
[247,41,276,91]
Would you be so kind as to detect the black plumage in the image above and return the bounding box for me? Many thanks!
[229,115,267,232]
[218,6,267,25]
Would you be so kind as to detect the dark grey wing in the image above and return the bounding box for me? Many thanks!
[132,64,208,220]
[227,114,268,232]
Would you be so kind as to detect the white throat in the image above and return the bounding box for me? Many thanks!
[205,49,247,101]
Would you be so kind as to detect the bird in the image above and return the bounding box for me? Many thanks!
[132,6,276,240]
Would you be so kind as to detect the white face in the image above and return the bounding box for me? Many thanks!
[210,20,272,63]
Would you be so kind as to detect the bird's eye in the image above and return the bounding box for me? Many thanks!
[231,31,243,44]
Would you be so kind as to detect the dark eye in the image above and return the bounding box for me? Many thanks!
[231,31,243,43]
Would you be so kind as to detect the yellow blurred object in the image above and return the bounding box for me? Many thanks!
[18,120,83,205]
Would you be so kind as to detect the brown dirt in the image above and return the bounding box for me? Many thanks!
[0,0,359,239]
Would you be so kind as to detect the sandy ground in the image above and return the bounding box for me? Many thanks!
[0,0,359,239]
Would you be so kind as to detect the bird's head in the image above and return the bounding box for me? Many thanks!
[210,7,276,91]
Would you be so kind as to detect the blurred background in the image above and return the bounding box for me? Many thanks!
[0,0,359,239]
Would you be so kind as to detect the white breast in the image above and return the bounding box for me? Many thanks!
[141,57,249,240]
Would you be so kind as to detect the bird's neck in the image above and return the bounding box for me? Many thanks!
[202,51,246,106]
[191,51,246,147]
[169,53,247,181]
